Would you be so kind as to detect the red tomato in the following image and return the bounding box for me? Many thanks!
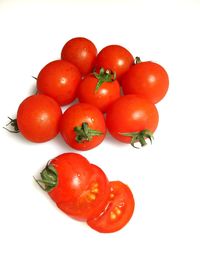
[77,68,121,112]
[61,37,97,76]
[16,94,62,142]
[106,95,159,147]
[35,153,110,221]
[87,181,135,233]
[95,45,134,80]
[60,103,106,150]
[37,60,81,106]
[121,59,169,103]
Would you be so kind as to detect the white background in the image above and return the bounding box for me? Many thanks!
[0,0,200,266]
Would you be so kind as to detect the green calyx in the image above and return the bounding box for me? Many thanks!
[3,117,19,133]
[120,129,154,148]
[135,56,142,64]
[74,122,103,143]
[93,68,116,91]
[34,163,58,192]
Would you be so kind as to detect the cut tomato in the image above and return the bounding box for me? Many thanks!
[87,181,135,233]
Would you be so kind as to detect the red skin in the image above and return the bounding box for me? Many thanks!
[77,75,121,113]
[61,37,97,76]
[48,153,110,221]
[37,60,81,106]
[17,94,62,142]
[95,45,134,80]
[87,181,135,233]
[106,95,159,143]
[121,61,169,104]
[59,103,106,151]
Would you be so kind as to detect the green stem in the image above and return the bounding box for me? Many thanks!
[74,122,103,143]
[93,68,116,91]
[120,129,154,148]
[34,163,58,192]
[3,117,19,133]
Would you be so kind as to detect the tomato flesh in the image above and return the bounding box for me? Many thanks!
[87,181,135,233]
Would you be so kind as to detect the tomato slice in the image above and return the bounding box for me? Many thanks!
[87,181,135,233]
[57,164,110,221]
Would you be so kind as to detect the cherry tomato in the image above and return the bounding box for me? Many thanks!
[87,181,135,233]
[35,153,110,221]
[121,59,169,104]
[95,45,134,80]
[16,94,62,142]
[61,37,97,76]
[77,68,121,113]
[37,60,81,106]
[60,103,106,150]
[106,95,159,147]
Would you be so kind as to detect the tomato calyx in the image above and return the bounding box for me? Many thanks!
[74,122,103,143]
[34,163,58,192]
[135,56,142,64]
[3,117,19,133]
[93,68,116,91]
[120,129,154,148]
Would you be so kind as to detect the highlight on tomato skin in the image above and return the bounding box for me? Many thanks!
[87,181,135,233]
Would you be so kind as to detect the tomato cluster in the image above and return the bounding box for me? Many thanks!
[5,36,169,233]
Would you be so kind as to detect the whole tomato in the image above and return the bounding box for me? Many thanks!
[121,58,169,103]
[77,68,121,112]
[61,37,97,76]
[94,45,134,80]
[37,60,81,106]
[35,153,110,221]
[106,95,159,147]
[16,94,62,142]
[59,103,106,150]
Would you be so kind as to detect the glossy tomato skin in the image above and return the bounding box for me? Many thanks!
[106,95,159,143]
[121,61,169,104]
[17,94,62,142]
[37,60,81,106]
[87,181,135,233]
[60,103,106,150]
[61,37,97,76]
[77,75,121,113]
[95,45,134,80]
[48,153,110,221]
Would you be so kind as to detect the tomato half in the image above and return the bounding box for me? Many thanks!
[37,60,81,105]
[106,95,159,147]
[121,59,169,104]
[36,153,110,221]
[87,181,135,233]
[77,68,121,112]
[61,37,97,76]
[59,103,106,150]
[17,94,62,142]
[94,45,134,80]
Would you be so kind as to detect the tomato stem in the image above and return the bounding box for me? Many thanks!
[135,57,142,64]
[34,163,58,192]
[3,117,19,133]
[74,122,103,143]
[93,68,116,91]
[120,129,154,148]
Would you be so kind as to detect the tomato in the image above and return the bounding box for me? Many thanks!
[16,94,62,142]
[35,153,110,221]
[37,60,81,106]
[59,103,106,150]
[121,58,169,104]
[77,68,121,112]
[106,95,159,147]
[61,37,97,76]
[87,181,135,233]
[95,45,134,80]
